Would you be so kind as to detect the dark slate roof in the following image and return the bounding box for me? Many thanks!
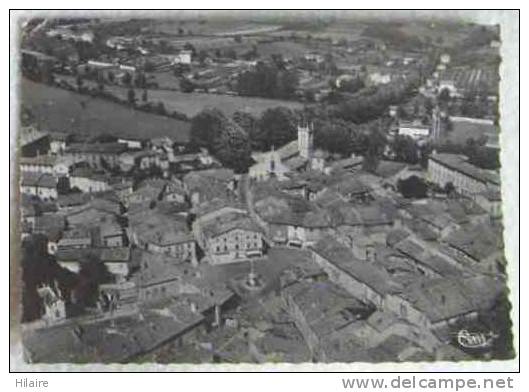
[310,236,400,295]
[202,212,262,238]
[21,172,57,188]
[398,276,505,323]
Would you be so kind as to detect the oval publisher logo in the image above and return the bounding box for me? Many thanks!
[457,329,499,349]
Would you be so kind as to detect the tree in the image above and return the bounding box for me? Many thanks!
[180,77,195,93]
[224,48,237,60]
[304,90,315,103]
[197,50,208,65]
[444,181,456,196]
[424,97,434,116]
[122,72,132,86]
[213,119,252,173]
[314,119,352,156]
[467,146,500,170]
[350,129,369,156]
[155,102,166,115]
[190,108,226,150]
[442,116,453,132]
[144,60,155,72]
[232,111,261,150]
[190,108,252,172]
[127,88,136,105]
[338,77,364,94]
[134,72,146,88]
[397,175,428,198]
[183,42,197,56]
[258,107,297,150]
[397,106,410,120]
[21,235,77,322]
[76,75,83,90]
[362,123,387,173]
[438,88,451,104]
[419,143,433,169]
[392,135,419,164]
[159,39,169,53]
[276,70,299,99]
[75,258,114,308]
[236,61,298,99]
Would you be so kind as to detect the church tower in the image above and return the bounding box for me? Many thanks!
[432,106,442,140]
[298,121,314,160]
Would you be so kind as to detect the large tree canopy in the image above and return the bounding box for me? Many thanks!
[232,111,261,150]
[258,107,298,151]
[397,175,428,199]
[191,108,252,173]
[362,122,387,173]
[190,108,226,149]
[391,135,420,164]
[237,61,299,99]
[314,119,352,156]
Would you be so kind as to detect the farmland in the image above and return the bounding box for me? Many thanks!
[19,78,191,142]
[441,118,500,146]
[438,66,499,95]
[55,75,304,117]
[110,86,304,117]
[150,18,281,36]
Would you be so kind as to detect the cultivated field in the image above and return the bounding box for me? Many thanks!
[20,79,191,142]
[439,66,499,95]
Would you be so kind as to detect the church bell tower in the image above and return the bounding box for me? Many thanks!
[298,121,314,160]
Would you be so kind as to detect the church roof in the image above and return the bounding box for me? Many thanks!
[276,140,299,162]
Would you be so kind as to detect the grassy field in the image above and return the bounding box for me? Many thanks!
[56,76,303,117]
[20,79,191,142]
[151,18,281,36]
[441,119,500,146]
[139,89,303,117]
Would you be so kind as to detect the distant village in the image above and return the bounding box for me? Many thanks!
[16,15,512,364]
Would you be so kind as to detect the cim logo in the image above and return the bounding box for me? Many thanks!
[457,329,499,349]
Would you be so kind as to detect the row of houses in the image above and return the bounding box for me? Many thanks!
[427,153,502,219]
[278,235,505,359]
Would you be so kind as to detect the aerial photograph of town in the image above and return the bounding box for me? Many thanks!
[11,10,515,366]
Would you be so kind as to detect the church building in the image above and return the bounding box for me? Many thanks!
[249,123,320,181]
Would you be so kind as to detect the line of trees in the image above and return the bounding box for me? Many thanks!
[228,106,392,172]
[332,72,423,124]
